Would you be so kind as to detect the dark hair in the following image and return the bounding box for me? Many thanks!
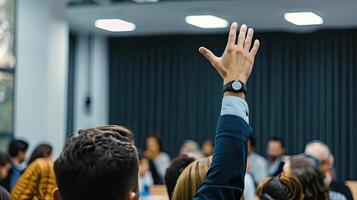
[268,137,285,149]
[54,125,139,200]
[144,134,163,151]
[257,172,304,200]
[8,139,29,157]
[289,155,329,200]
[164,155,195,199]
[0,152,10,167]
[28,144,53,166]
[249,135,256,147]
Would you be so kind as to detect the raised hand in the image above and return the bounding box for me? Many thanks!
[199,22,260,85]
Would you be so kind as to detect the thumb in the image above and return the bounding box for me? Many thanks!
[199,47,218,66]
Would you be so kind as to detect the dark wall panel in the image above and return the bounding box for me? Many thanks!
[108,29,357,180]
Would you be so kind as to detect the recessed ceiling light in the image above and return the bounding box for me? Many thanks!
[185,15,229,29]
[284,12,324,26]
[95,19,136,32]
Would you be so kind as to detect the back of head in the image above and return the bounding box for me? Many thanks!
[164,155,195,199]
[172,157,212,200]
[257,172,304,200]
[8,139,28,157]
[28,144,53,166]
[54,125,139,200]
[289,155,329,200]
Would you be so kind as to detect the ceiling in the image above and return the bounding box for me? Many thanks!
[67,0,357,36]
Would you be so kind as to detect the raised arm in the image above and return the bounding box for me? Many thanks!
[193,22,260,200]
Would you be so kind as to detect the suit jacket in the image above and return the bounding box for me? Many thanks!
[194,115,252,199]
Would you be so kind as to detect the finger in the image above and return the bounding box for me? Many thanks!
[237,24,248,49]
[199,47,218,65]
[249,39,260,58]
[244,28,254,51]
[226,22,238,49]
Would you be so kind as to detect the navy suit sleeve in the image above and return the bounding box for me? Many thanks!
[193,115,253,200]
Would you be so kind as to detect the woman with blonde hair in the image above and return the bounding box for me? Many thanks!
[172,156,251,200]
[172,157,212,200]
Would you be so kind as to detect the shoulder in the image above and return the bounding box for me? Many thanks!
[159,152,170,160]
[329,191,347,200]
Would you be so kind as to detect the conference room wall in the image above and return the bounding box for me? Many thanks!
[108,29,357,180]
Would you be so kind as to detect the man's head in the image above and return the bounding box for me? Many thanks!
[53,125,139,200]
[305,140,331,173]
[267,137,285,162]
[8,139,28,164]
[0,152,11,180]
[164,155,195,199]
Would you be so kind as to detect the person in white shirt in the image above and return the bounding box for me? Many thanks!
[247,135,268,185]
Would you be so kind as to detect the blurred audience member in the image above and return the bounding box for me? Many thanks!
[12,157,57,200]
[172,157,212,200]
[201,139,214,157]
[165,155,195,199]
[247,135,268,184]
[138,155,153,196]
[0,152,11,200]
[267,137,285,176]
[305,141,352,200]
[284,155,330,200]
[179,140,203,159]
[256,172,304,200]
[244,173,256,200]
[27,144,53,166]
[144,134,170,184]
[1,139,28,191]
[172,156,253,200]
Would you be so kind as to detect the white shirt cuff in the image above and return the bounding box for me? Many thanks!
[220,96,249,124]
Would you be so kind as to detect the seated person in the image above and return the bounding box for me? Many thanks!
[267,137,285,176]
[172,156,255,200]
[248,135,268,185]
[305,141,352,200]
[52,22,260,200]
[12,157,57,200]
[144,134,170,184]
[256,172,304,200]
[1,139,28,191]
[284,155,330,200]
[201,139,214,157]
[179,140,203,160]
[284,154,346,200]
[165,155,195,199]
[138,155,154,196]
[0,152,11,200]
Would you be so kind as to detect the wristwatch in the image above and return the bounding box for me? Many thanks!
[223,80,247,94]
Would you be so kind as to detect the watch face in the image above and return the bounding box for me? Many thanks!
[232,81,242,90]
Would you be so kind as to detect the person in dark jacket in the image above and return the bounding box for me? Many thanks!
[52,22,260,200]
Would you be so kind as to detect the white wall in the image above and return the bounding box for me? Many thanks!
[73,35,109,133]
[15,0,68,158]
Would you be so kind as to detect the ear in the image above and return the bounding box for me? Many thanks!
[53,188,61,200]
[128,192,136,200]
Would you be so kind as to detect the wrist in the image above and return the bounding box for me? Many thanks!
[224,91,245,99]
